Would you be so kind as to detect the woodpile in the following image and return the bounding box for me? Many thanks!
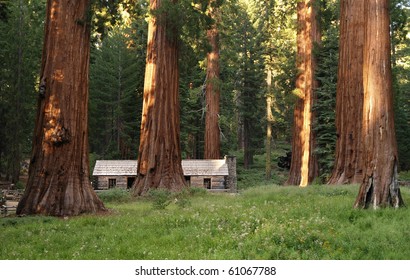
[1,190,22,216]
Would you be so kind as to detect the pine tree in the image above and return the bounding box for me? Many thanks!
[313,0,339,182]
[89,24,144,160]
[249,0,299,178]
[391,0,410,171]
[235,2,265,169]
[314,25,338,182]
[0,0,45,182]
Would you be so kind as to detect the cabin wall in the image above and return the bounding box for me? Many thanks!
[95,175,130,190]
[94,175,227,190]
[225,155,237,192]
[190,175,226,189]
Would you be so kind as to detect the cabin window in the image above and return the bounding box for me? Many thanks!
[127,177,135,189]
[108,178,116,188]
[184,176,191,186]
[204,178,211,189]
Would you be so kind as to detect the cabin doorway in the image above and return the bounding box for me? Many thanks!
[204,178,211,189]
[127,177,136,189]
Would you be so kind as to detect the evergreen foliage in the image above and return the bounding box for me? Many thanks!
[219,0,266,167]
[89,22,145,160]
[179,46,206,159]
[91,0,148,41]
[313,24,339,182]
[0,0,9,22]
[391,1,410,170]
[0,0,45,182]
[250,0,298,142]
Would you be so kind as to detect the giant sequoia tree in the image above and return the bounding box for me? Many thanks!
[204,0,221,160]
[328,0,364,185]
[133,0,187,195]
[354,0,404,208]
[17,0,106,216]
[287,0,320,186]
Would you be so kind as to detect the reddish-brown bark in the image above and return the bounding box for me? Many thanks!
[328,0,364,185]
[204,1,221,160]
[133,0,186,195]
[354,0,404,208]
[287,0,319,186]
[17,0,106,216]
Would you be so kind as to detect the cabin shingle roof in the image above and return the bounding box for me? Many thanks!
[92,160,137,176]
[181,160,228,176]
[92,159,229,176]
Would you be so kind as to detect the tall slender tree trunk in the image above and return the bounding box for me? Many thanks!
[354,0,404,208]
[10,0,24,183]
[133,0,186,195]
[237,92,244,151]
[243,114,253,169]
[328,0,364,185]
[266,69,274,180]
[204,0,221,159]
[287,0,319,187]
[17,0,106,216]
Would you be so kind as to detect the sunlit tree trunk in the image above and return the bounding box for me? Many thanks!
[17,0,106,216]
[204,0,221,159]
[133,0,186,195]
[266,69,274,180]
[287,0,319,186]
[328,0,364,185]
[354,0,404,208]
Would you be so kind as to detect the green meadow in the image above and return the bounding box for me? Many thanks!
[1,184,410,260]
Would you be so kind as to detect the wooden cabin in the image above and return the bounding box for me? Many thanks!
[182,159,228,190]
[92,156,237,192]
[92,160,137,190]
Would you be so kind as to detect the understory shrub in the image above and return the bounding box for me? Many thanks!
[148,187,208,210]
[148,189,172,210]
[97,188,132,203]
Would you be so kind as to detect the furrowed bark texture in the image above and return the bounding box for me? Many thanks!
[287,0,319,186]
[328,0,364,185]
[354,0,404,208]
[133,0,186,195]
[204,1,221,160]
[17,0,106,216]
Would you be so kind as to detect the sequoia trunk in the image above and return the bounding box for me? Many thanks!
[17,0,106,216]
[204,1,221,159]
[133,0,186,195]
[287,0,319,186]
[328,0,364,185]
[354,0,404,208]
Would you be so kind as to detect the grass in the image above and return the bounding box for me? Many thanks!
[1,184,410,260]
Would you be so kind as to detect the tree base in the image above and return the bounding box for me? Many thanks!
[354,173,405,209]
